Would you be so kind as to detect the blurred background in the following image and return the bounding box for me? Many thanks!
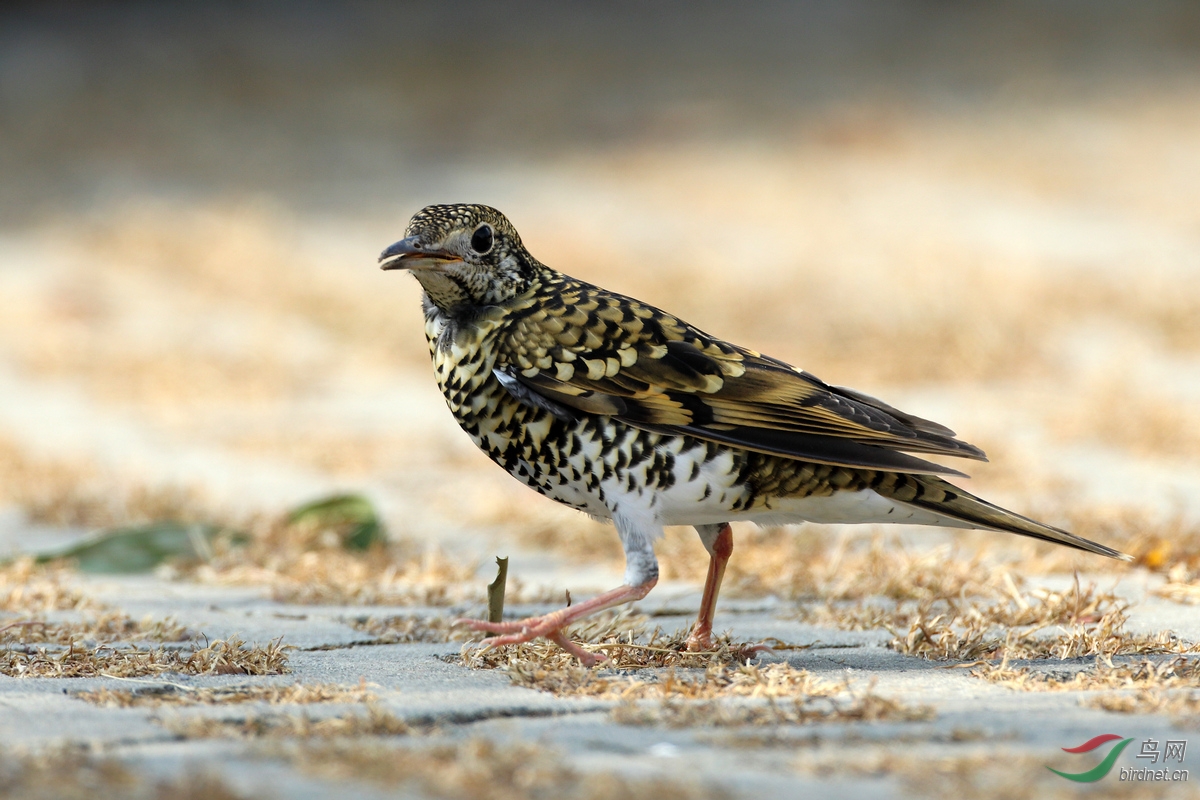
[1,1,1199,562]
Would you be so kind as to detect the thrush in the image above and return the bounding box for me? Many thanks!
[380,203,1129,666]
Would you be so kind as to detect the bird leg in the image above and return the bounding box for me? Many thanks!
[454,578,658,667]
[686,522,733,652]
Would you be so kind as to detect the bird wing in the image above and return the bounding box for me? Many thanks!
[499,280,987,476]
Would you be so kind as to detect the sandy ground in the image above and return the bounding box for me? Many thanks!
[2,4,1200,798]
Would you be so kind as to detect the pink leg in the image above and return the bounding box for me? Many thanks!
[455,578,658,667]
[686,523,733,652]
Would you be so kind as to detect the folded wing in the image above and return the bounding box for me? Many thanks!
[500,281,987,476]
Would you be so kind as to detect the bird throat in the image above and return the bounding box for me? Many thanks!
[410,269,474,312]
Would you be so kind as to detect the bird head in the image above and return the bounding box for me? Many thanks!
[379,204,534,311]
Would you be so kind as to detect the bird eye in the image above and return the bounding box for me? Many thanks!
[470,224,494,255]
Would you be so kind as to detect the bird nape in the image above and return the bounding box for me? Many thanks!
[379,203,1130,667]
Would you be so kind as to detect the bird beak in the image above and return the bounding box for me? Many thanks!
[378,236,459,271]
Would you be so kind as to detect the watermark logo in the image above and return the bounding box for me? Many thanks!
[1047,734,1134,783]
[1048,734,1188,783]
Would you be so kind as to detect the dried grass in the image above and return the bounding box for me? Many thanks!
[973,655,1200,692]
[503,659,842,704]
[792,564,1197,663]
[458,611,929,726]
[78,680,375,708]
[803,571,1113,634]
[0,636,291,678]
[975,656,1200,719]
[611,686,931,728]
[460,611,800,697]
[164,703,409,739]
[347,614,478,644]
[296,737,721,800]
[0,747,254,800]
[792,538,1005,603]
[174,636,293,675]
[0,612,192,645]
[889,595,1193,662]
[1156,581,1200,605]
[1086,690,1200,717]
[0,559,95,613]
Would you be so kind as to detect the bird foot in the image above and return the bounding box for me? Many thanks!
[454,613,607,667]
[686,628,777,662]
[685,623,719,653]
[684,626,775,660]
[453,579,656,668]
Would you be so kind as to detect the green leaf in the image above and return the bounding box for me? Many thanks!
[33,522,236,574]
[286,493,384,551]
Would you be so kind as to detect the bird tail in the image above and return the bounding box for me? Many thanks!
[877,475,1131,561]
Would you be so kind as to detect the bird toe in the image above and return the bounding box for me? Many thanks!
[453,617,527,634]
